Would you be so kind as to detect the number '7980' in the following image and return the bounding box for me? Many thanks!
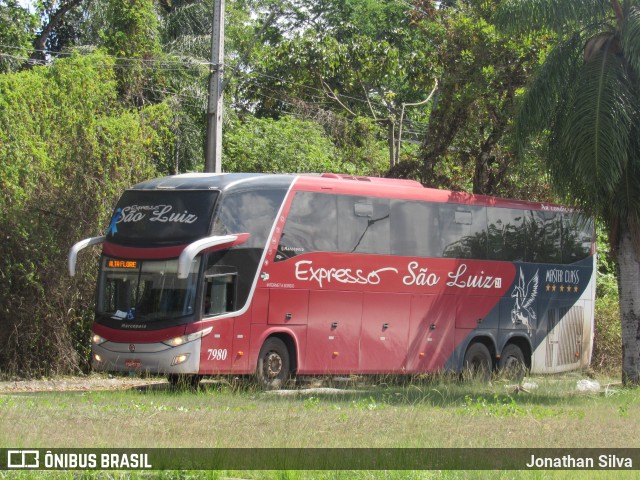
[207,349,228,361]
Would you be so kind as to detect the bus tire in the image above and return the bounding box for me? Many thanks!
[462,342,492,382]
[256,337,290,390]
[498,344,527,381]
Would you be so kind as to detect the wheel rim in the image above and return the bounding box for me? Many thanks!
[264,351,283,378]
[502,355,525,379]
[503,356,519,369]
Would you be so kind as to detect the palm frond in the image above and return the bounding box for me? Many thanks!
[164,35,212,59]
[607,80,640,236]
[621,6,640,77]
[494,0,609,35]
[162,1,212,43]
[549,43,634,211]
[514,33,583,152]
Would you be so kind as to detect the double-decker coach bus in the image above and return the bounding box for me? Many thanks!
[69,173,595,387]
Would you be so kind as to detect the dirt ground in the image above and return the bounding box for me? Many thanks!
[0,375,166,393]
[0,375,362,394]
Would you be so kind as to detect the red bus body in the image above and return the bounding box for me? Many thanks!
[71,173,596,383]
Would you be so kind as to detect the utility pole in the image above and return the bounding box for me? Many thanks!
[205,0,225,173]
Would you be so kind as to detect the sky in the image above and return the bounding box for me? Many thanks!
[18,0,34,11]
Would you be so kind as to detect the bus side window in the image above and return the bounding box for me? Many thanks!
[527,210,562,263]
[204,274,237,316]
[487,207,525,262]
[276,191,338,260]
[562,213,593,263]
[440,204,487,259]
[338,195,390,254]
[390,200,440,257]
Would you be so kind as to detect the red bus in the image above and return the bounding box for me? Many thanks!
[69,173,595,387]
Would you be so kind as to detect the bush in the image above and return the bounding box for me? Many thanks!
[591,227,621,373]
[592,294,622,373]
[0,53,171,376]
[224,115,361,174]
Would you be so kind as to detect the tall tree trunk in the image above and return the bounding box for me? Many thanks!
[617,224,640,386]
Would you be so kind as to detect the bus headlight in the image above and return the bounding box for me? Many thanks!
[92,334,107,345]
[163,327,213,347]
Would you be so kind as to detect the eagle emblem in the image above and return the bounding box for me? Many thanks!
[511,268,538,331]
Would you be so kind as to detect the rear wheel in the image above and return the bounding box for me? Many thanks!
[498,344,527,381]
[462,342,492,382]
[256,337,290,390]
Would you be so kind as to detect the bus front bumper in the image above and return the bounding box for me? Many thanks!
[91,340,202,375]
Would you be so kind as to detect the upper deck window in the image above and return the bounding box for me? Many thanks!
[276,191,593,265]
[208,188,287,311]
[338,196,390,254]
[276,192,338,260]
[212,189,285,247]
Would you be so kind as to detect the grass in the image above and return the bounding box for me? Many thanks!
[0,372,638,478]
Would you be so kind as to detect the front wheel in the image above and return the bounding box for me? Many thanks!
[256,337,291,390]
[498,344,527,381]
[462,342,492,382]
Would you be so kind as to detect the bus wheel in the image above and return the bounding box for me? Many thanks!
[256,337,290,390]
[167,374,200,390]
[498,344,527,381]
[462,342,492,382]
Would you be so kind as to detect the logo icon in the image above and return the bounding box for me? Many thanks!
[7,450,39,469]
[107,208,122,236]
[511,268,538,332]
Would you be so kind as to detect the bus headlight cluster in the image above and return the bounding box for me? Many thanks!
[92,334,107,345]
[163,327,213,347]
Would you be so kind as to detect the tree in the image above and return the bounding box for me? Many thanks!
[240,0,436,173]
[0,0,38,73]
[102,0,162,105]
[406,0,549,197]
[494,0,640,385]
[27,0,86,66]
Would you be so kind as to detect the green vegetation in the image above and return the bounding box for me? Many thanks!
[0,373,636,448]
[0,52,171,375]
[0,3,637,478]
[0,373,638,477]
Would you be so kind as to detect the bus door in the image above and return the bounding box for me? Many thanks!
[304,290,362,374]
[359,292,411,373]
[199,273,236,373]
[534,300,586,373]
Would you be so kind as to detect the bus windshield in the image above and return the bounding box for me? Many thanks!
[97,257,200,322]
